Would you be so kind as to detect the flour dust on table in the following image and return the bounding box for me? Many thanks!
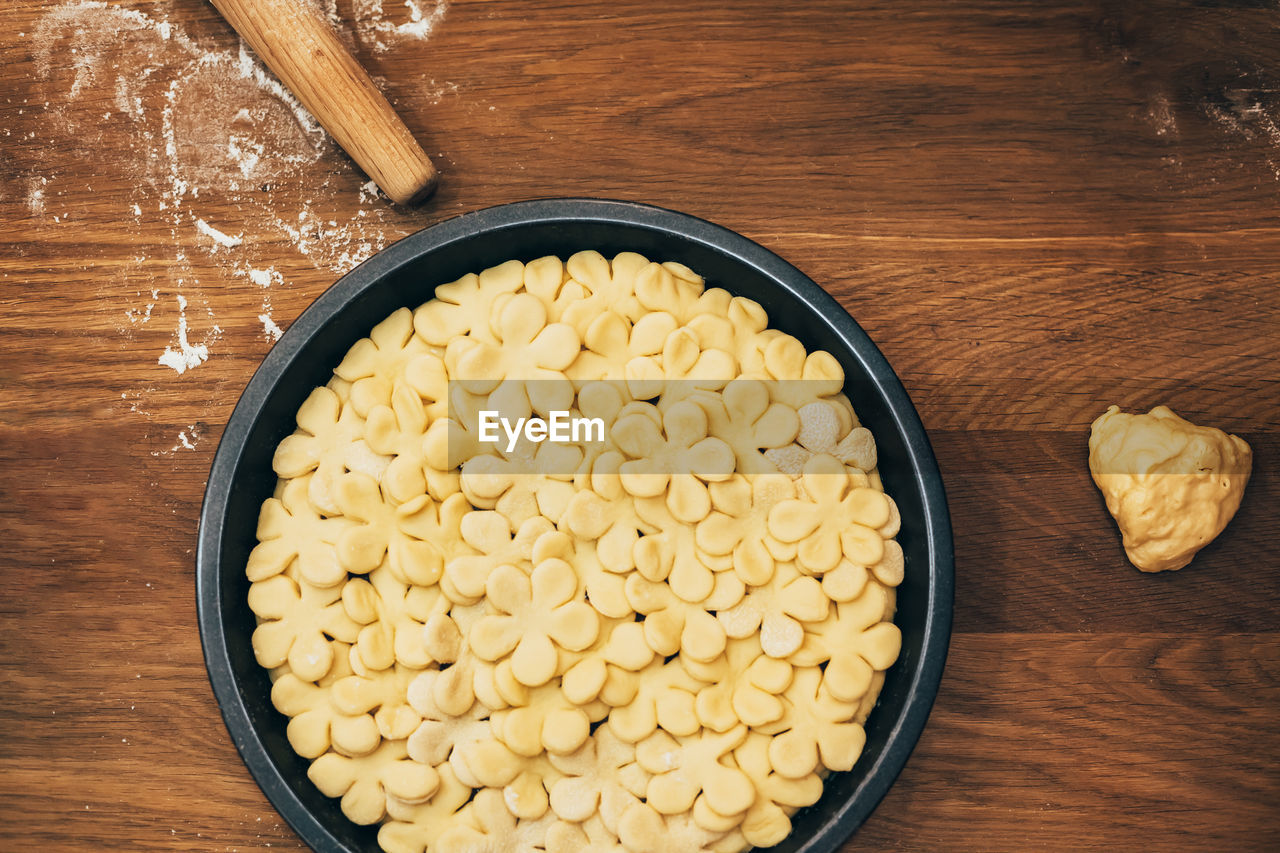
[26,0,447,383]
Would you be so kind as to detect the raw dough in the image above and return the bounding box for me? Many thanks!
[1089,405,1251,572]
[247,252,907,852]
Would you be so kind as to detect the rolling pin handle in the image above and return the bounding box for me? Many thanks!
[208,0,439,205]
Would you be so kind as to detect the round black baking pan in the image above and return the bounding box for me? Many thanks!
[197,198,954,852]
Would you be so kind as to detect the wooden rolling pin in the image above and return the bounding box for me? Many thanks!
[208,0,438,205]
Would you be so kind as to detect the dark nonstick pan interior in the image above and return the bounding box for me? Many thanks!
[198,198,954,853]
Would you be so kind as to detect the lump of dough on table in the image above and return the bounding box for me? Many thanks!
[1089,405,1251,573]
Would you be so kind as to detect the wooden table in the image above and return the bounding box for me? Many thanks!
[2,1,1276,850]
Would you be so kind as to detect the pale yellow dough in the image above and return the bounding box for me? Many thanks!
[1089,405,1252,572]
[247,251,906,853]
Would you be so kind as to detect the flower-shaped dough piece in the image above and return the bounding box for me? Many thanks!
[756,667,864,776]
[703,566,749,615]
[330,663,424,741]
[686,636,791,732]
[621,315,698,400]
[765,399,876,477]
[633,262,706,324]
[557,250,647,334]
[378,764,477,853]
[249,574,360,682]
[545,814,627,853]
[365,379,434,505]
[334,473,446,586]
[877,492,901,538]
[461,439,580,526]
[405,680,493,766]
[635,724,756,822]
[560,654,609,706]
[567,448,660,568]
[447,594,494,641]
[689,796,745,835]
[853,669,888,726]
[521,255,588,321]
[816,558,872,604]
[506,764,561,821]
[717,562,829,659]
[565,309,670,384]
[755,331,844,408]
[421,609,464,666]
[469,559,599,687]
[246,475,349,588]
[593,621,656,675]
[409,650,486,720]
[448,734,525,788]
[435,788,557,853]
[490,682,593,756]
[270,672,381,759]
[308,739,440,825]
[612,401,734,523]
[568,385,630,477]
[559,537,635,622]
[342,567,447,671]
[271,386,352,477]
[623,574,726,663]
[799,581,900,704]
[624,324,737,409]
[695,473,796,587]
[618,803,732,853]
[683,276,729,312]
[270,386,367,515]
[422,380,492,475]
[454,292,579,403]
[685,295,770,378]
[601,659,705,742]
[547,723,641,825]
[696,380,799,475]
[446,741,559,820]
[767,454,890,574]
[732,732,823,848]
[400,487,471,548]
[632,495,719,604]
[562,481,648,577]
[799,400,876,469]
[402,348,449,415]
[334,307,433,417]
[871,539,905,588]
[444,512,554,602]
[414,260,525,346]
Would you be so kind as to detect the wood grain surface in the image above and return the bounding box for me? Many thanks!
[1,1,1277,850]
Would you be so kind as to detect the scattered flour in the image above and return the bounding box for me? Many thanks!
[1146,93,1177,138]
[352,0,448,54]
[157,295,210,374]
[195,217,244,247]
[227,131,264,178]
[27,186,45,215]
[29,0,450,400]
[1204,87,1280,182]
[125,288,157,326]
[231,41,324,140]
[120,389,154,417]
[155,424,203,455]
[259,313,285,342]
